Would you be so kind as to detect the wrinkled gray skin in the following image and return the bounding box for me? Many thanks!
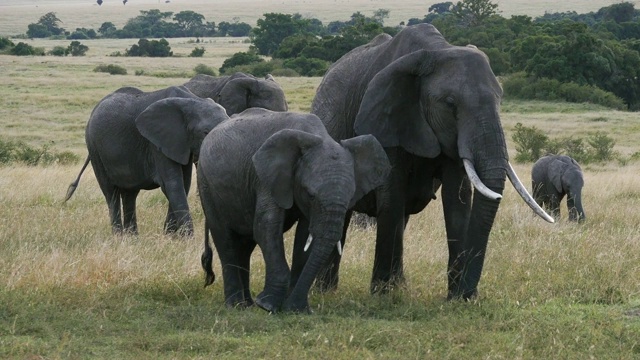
[198,108,390,313]
[65,86,230,235]
[532,155,585,222]
[304,23,510,300]
[183,72,288,115]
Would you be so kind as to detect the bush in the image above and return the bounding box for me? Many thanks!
[94,64,128,75]
[190,47,205,57]
[502,72,626,110]
[10,42,45,56]
[193,63,216,76]
[0,37,14,50]
[48,46,67,56]
[67,41,88,56]
[282,56,329,76]
[512,123,618,164]
[126,38,172,57]
[0,138,80,166]
[511,122,549,163]
[219,51,264,74]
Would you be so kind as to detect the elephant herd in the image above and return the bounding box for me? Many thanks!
[66,24,586,313]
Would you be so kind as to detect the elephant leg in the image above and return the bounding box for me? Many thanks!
[106,188,123,235]
[441,165,472,299]
[290,216,310,291]
[254,198,290,313]
[312,211,352,292]
[121,190,140,235]
[213,228,254,308]
[159,167,193,236]
[371,197,407,293]
[549,193,562,220]
[164,204,178,234]
[237,236,257,304]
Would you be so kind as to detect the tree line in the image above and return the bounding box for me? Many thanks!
[9,0,640,110]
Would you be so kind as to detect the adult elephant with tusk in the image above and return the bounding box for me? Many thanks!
[301,23,554,300]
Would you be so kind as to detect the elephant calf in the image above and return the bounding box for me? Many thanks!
[198,108,390,313]
[532,154,586,222]
[65,85,230,235]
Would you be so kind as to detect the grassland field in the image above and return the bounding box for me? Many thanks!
[0,1,639,359]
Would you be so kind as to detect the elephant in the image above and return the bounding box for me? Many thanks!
[301,23,553,300]
[65,85,230,235]
[532,155,586,222]
[197,108,390,313]
[183,72,288,116]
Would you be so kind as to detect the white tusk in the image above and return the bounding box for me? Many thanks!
[304,234,313,252]
[507,163,555,223]
[462,159,502,200]
[336,240,343,256]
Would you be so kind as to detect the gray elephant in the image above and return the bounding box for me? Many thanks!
[532,155,586,222]
[301,23,553,300]
[198,108,390,313]
[183,72,288,115]
[65,85,230,235]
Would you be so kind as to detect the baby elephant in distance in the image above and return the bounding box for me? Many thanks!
[198,108,391,313]
[65,85,230,235]
[532,155,586,222]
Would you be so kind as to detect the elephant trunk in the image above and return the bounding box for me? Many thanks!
[567,192,586,222]
[284,205,346,312]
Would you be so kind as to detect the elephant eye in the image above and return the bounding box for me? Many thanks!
[444,96,455,106]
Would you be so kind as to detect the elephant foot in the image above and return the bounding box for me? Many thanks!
[370,274,405,295]
[255,290,286,314]
[225,298,254,309]
[282,297,312,314]
[447,288,478,301]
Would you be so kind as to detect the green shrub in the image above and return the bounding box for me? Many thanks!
[126,38,172,57]
[512,122,549,163]
[282,56,329,76]
[219,51,264,74]
[94,64,128,75]
[67,41,89,56]
[587,132,616,162]
[0,37,14,50]
[193,63,216,76]
[502,72,626,110]
[270,68,300,77]
[48,46,67,56]
[10,42,45,56]
[190,47,205,57]
[0,138,80,166]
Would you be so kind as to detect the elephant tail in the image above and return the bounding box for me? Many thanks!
[64,156,90,202]
[201,219,216,287]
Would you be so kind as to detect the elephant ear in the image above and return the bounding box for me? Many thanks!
[354,49,441,158]
[135,97,195,165]
[219,76,257,116]
[340,134,391,207]
[252,129,323,209]
[548,159,568,193]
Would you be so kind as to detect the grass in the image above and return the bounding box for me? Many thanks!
[1,1,640,358]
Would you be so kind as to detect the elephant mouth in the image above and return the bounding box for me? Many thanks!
[304,234,343,256]
[462,159,554,223]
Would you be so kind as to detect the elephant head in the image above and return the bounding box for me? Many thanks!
[353,45,552,298]
[135,97,229,165]
[252,129,390,311]
[218,73,289,116]
[184,72,288,116]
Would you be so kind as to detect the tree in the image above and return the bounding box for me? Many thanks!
[429,2,453,14]
[372,9,390,25]
[219,51,264,74]
[36,12,65,36]
[98,22,117,37]
[174,10,205,36]
[126,38,172,57]
[451,0,499,27]
[251,13,306,55]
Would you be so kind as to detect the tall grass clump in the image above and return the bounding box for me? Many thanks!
[0,138,80,166]
[93,64,127,75]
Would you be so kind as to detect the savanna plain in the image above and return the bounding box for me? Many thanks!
[0,0,639,359]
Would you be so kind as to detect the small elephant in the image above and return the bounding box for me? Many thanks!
[183,72,288,115]
[65,85,230,235]
[532,155,586,222]
[198,108,390,313]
